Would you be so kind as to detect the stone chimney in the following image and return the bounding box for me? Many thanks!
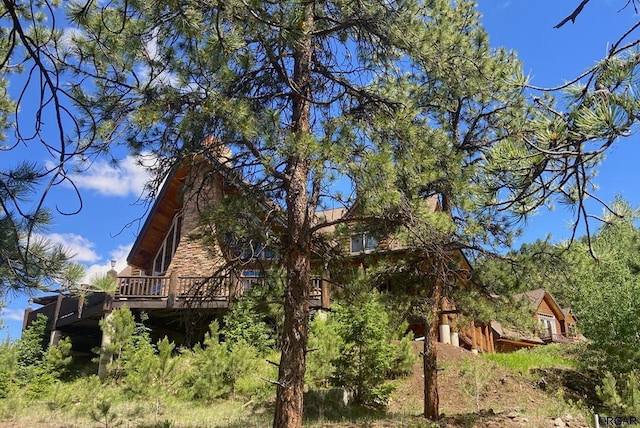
[202,136,232,167]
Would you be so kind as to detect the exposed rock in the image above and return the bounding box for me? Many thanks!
[554,417,566,427]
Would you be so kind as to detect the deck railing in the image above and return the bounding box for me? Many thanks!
[116,276,170,297]
[114,274,326,302]
[539,329,572,343]
[178,276,230,298]
[311,277,322,299]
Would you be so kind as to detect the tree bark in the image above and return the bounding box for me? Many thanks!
[423,273,441,420]
[273,2,314,427]
[423,195,453,419]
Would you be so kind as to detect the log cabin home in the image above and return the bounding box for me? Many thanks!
[490,288,582,352]
[453,288,583,354]
[23,144,580,363]
[23,145,467,357]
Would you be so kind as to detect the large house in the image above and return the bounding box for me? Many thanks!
[23,148,580,365]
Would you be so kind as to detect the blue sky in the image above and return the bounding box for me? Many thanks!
[478,0,640,241]
[2,1,638,340]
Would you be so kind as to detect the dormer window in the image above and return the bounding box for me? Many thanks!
[350,233,378,254]
[153,213,183,275]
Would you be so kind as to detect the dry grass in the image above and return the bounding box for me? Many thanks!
[0,343,594,427]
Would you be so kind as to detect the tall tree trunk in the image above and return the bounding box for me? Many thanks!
[273,2,314,427]
[424,194,452,420]
[423,274,441,420]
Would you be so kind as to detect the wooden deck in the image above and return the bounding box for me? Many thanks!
[26,274,326,332]
[114,274,323,301]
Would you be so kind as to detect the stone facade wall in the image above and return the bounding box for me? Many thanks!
[166,165,228,285]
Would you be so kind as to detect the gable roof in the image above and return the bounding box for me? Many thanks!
[562,307,578,321]
[127,144,235,270]
[127,163,189,269]
[513,288,565,321]
[314,207,349,235]
[127,155,445,271]
[490,320,544,345]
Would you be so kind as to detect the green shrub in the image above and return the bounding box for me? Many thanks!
[460,357,496,411]
[388,334,417,379]
[180,321,231,402]
[99,307,136,380]
[15,313,49,383]
[221,293,275,354]
[225,340,257,398]
[120,325,159,396]
[597,371,640,415]
[89,392,121,428]
[306,312,342,389]
[234,350,278,401]
[331,292,395,409]
[0,338,17,398]
[43,336,73,379]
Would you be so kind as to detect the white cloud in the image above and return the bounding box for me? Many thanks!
[70,155,154,198]
[83,244,132,284]
[57,27,88,57]
[42,232,100,263]
[35,233,133,285]
[133,30,181,89]
[1,308,26,322]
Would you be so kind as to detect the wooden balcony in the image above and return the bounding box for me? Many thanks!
[116,276,170,298]
[113,274,325,307]
[25,273,329,338]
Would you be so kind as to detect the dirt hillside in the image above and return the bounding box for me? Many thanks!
[388,342,591,428]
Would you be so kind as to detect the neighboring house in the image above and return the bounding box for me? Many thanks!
[452,288,583,354]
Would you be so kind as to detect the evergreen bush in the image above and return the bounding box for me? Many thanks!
[331,292,395,408]
[306,312,342,389]
[180,321,231,402]
[221,292,275,354]
[597,371,640,415]
[388,334,417,379]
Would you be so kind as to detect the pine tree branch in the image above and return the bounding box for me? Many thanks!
[554,0,592,29]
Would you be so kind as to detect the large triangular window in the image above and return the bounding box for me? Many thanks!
[153,212,183,275]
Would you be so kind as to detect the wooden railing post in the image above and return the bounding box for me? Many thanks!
[167,271,178,308]
[21,304,32,331]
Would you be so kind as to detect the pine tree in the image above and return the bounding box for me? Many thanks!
[0,2,95,294]
[57,0,626,424]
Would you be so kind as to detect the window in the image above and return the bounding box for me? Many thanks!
[241,270,261,293]
[152,213,183,275]
[350,233,378,253]
[241,242,276,261]
[537,314,556,337]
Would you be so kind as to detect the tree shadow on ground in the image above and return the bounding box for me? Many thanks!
[303,388,387,425]
[213,401,273,428]
[531,367,600,409]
